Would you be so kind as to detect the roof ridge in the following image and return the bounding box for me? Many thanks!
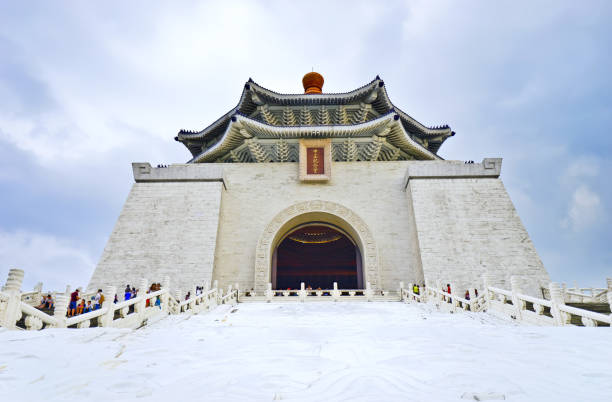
[246,76,381,97]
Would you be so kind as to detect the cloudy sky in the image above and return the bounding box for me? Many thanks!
[1,1,610,291]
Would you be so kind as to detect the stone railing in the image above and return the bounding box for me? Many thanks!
[239,282,401,303]
[485,278,612,327]
[168,283,238,315]
[564,287,609,303]
[541,281,609,303]
[401,282,487,313]
[401,276,612,327]
[0,269,234,331]
[20,282,101,311]
[3,268,610,330]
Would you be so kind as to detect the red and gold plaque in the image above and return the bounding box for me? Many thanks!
[299,139,331,181]
[306,147,324,175]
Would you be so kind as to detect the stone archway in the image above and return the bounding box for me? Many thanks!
[254,200,380,293]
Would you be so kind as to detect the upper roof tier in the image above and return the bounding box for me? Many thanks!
[176,75,455,163]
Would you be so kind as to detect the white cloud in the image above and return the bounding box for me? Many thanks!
[0,1,391,167]
[561,185,603,231]
[0,229,95,291]
[0,1,611,290]
[565,157,599,179]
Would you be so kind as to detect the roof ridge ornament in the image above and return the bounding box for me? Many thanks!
[302,72,324,94]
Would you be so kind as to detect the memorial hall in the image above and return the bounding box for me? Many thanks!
[88,73,550,297]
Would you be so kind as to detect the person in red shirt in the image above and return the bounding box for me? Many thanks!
[69,289,79,317]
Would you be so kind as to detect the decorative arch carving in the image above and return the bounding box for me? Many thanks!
[254,200,380,292]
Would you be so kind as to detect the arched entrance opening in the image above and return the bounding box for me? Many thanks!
[272,223,363,290]
[254,201,380,293]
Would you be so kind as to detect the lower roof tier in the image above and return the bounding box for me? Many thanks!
[182,113,450,163]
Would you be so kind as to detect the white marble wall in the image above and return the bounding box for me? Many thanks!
[213,161,425,291]
[89,159,550,297]
[88,179,223,294]
[408,172,550,296]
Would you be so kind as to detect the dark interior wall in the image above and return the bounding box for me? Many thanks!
[275,225,360,289]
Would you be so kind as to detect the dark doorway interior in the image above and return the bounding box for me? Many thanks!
[274,224,362,290]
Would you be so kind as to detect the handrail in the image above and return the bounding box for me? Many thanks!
[178,288,216,307]
[515,293,552,307]
[558,304,611,324]
[20,303,58,326]
[66,307,108,327]
[488,286,512,297]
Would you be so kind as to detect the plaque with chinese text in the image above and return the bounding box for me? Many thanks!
[299,138,331,181]
[306,147,324,175]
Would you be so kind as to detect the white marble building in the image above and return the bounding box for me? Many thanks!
[88,73,550,297]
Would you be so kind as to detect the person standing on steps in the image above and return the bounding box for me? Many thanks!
[94,289,103,310]
[69,289,79,317]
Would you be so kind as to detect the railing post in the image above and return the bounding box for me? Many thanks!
[174,289,182,313]
[202,286,210,310]
[207,284,216,309]
[482,274,491,310]
[0,269,25,329]
[265,283,273,302]
[218,287,225,305]
[99,286,117,327]
[193,285,199,310]
[136,278,148,315]
[510,276,524,321]
[332,282,340,301]
[469,287,479,311]
[365,282,373,302]
[406,282,412,303]
[50,294,68,328]
[550,282,568,326]
[31,281,43,304]
[435,280,443,302]
[299,282,306,302]
[162,276,171,313]
[424,279,432,303]
[606,278,612,313]
[225,284,233,305]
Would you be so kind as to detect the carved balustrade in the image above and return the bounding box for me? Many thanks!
[238,281,398,303]
[2,269,611,331]
[0,269,235,331]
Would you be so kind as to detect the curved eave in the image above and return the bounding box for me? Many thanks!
[374,85,453,138]
[188,113,440,163]
[176,76,454,154]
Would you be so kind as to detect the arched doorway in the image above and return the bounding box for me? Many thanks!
[272,223,363,290]
[254,200,380,293]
